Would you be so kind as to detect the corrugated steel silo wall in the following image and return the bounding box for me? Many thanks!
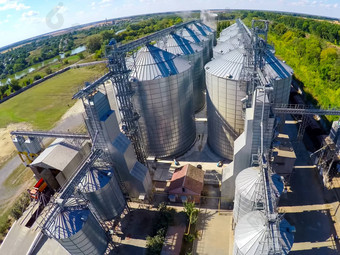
[132,68,196,158]
[181,50,205,112]
[206,73,246,160]
[82,172,126,221]
[58,212,108,255]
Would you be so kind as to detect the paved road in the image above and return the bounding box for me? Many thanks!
[0,108,85,203]
[280,115,338,254]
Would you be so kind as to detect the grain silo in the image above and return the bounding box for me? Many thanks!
[129,44,196,158]
[199,22,217,46]
[263,50,293,105]
[233,167,263,225]
[156,33,205,112]
[213,34,245,58]
[188,22,215,58]
[234,210,294,255]
[177,26,211,64]
[48,199,108,255]
[78,167,126,221]
[233,167,284,224]
[205,48,247,160]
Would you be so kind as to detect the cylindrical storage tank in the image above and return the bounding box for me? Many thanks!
[263,51,293,105]
[205,48,247,160]
[177,26,211,64]
[233,167,285,224]
[189,22,214,58]
[12,136,26,152]
[233,167,263,224]
[213,34,245,58]
[48,201,108,255]
[129,44,196,158]
[199,22,217,46]
[78,167,126,221]
[234,211,294,255]
[24,137,42,154]
[156,33,205,112]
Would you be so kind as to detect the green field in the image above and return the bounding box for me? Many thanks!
[0,64,108,130]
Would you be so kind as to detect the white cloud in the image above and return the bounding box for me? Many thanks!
[0,0,30,11]
[20,10,43,24]
[22,10,39,18]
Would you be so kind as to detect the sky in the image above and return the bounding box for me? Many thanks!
[0,0,339,48]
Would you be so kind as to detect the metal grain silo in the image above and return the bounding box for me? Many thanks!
[48,200,108,255]
[156,33,205,112]
[234,211,294,255]
[78,167,126,221]
[233,167,263,224]
[199,22,217,46]
[213,34,245,58]
[263,51,293,105]
[233,167,285,224]
[129,44,196,158]
[189,22,215,58]
[177,26,211,64]
[205,48,247,160]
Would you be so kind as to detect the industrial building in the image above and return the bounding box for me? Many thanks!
[7,14,340,254]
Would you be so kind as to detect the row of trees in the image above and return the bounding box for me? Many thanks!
[225,10,340,120]
[86,16,183,59]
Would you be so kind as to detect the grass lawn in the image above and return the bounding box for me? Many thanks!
[0,64,108,130]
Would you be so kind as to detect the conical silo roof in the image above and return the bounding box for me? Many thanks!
[234,211,294,255]
[219,22,238,37]
[178,26,209,44]
[264,51,293,80]
[213,34,245,57]
[51,206,90,239]
[79,168,113,193]
[129,44,191,81]
[205,48,247,80]
[155,33,203,56]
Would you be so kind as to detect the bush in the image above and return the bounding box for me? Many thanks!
[10,193,30,220]
[63,59,69,65]
[146,228,166,255]
[77,52,85,59]
[33,74,42,81]
[65,52,71,57]
[45,67,52,75]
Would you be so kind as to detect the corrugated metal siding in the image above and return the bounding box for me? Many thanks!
[156,34,205,112]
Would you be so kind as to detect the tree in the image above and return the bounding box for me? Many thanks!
[9,79,21,91]
[45,67,52,75]
[77,52,85,59]
[86,34,103,53]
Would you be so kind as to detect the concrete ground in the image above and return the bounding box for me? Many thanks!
[278,116,339,254]
[193,209,233,255]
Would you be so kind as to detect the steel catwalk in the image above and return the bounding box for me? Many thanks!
[129,44,196,158]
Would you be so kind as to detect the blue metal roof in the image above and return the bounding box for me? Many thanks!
[79,168,113,192]
[194,23,207,36]
[146,44,179,76]
[171,33,195,55]
[53,208,90,239]
[184,27,200,43]
[265,51,291,79]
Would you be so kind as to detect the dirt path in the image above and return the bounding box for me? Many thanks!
[0,99,85,205]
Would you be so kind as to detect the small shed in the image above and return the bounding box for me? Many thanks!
[167,164,204,203]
